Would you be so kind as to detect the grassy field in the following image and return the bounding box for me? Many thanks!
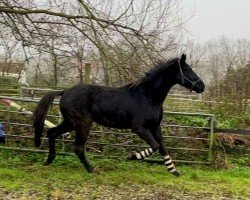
[0,150,249,200]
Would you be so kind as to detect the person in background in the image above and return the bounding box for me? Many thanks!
[0,123,5,143]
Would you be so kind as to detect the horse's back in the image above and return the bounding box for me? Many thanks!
[59,83,161,129]
[59,84,128,120]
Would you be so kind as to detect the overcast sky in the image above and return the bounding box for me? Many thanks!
[182,0,250,43]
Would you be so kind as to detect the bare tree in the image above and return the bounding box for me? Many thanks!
[0,27,24,80]
[0,0,186,86]
[198,37,250,101]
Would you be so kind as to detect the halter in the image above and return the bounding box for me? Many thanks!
[178,60,201,92]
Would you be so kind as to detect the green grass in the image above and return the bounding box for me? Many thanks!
[0,150,249,199]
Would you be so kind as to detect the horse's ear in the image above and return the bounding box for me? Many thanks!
[180,53,186,62]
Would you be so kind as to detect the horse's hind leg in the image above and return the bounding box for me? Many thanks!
[74,120,94,173]
[44,120,73,165]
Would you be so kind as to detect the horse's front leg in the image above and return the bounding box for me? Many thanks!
[152,126,180,176]
[126,127,159,160]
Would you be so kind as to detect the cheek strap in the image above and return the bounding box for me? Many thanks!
[178,60,201,92]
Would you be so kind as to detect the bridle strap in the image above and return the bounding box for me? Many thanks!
[178,60,201,92]
[178,60,184,82]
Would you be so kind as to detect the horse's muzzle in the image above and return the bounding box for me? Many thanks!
[194,83,205,93]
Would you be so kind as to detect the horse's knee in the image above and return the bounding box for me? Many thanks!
[159,147,167,156]
[151,143,160,151]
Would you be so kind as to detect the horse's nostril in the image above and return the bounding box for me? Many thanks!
[197,87,204,93]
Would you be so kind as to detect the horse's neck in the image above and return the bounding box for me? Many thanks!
[151,80,174,104]
[143,73,176,105]
[127,66,177,105]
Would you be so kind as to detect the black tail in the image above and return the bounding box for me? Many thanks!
[33,91,63,148]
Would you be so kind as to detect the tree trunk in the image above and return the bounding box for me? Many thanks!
[84,63,91,84]
[52,53,58,87]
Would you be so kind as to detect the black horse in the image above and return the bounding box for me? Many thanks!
[33,54,205,176]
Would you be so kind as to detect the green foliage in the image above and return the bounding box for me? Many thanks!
[230,154,250,167]
[165,115,208,127]
[207,102,249,129]
[207,64,250,110]
[184,98,250,129]
[0,76,18,84]
[165,95,248,130]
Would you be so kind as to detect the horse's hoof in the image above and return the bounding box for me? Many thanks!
[43,159,50,166]
[126,153,137,161]
[43,158,54,166]
[34,139,41,148]
[87,166,97,173]
[172,170,182,177]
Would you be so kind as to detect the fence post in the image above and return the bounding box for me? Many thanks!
[20,86,23,98]
[208,115,215,163]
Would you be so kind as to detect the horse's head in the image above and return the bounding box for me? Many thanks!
[176,54,205,93]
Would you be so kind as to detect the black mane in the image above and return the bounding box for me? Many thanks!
[126,57,178,90]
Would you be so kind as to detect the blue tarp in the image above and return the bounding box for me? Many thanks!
[0,123,4,136]
[0,123,5,143]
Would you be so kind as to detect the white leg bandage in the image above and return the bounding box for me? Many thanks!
[135,147,154,160]
[164,155,177,173]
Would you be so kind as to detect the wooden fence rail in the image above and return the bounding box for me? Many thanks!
[203,128,250,135]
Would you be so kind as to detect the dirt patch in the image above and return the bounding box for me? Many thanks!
[0,185,246,200]
[217,133,250,148]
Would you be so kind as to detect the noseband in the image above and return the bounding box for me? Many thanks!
[178,60,201,92]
